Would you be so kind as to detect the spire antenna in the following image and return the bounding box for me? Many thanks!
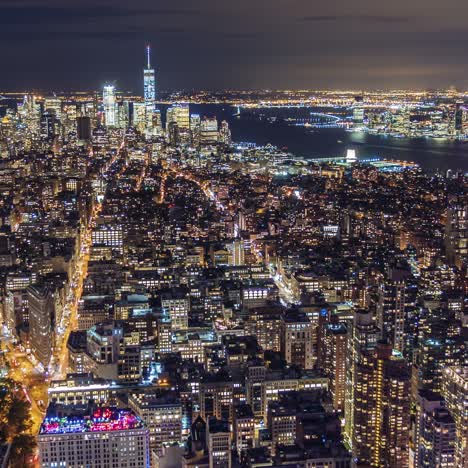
[146,44,151,69]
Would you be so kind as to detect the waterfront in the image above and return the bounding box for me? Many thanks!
[186,104,468,173]
[3,99,468,172]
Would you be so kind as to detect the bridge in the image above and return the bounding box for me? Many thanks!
[296,112,343,128]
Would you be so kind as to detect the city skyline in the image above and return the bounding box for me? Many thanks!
[0,3,467,468]
[2,0,468,91]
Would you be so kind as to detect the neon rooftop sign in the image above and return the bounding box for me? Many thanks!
[40,407,144,435]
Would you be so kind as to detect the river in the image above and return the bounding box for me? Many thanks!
[181,104,468,173]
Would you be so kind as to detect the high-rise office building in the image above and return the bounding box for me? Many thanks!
[228,239,245,266]
[38,406,150,467]
[375,344,411,467]
[161,288,190,330]
[442,367,468,468]
[152,108,162,133]
[234,404,255,458]
[118,101,131,129]
[445,200,468,268]
[40,111,56,140]
[129,392,182,456]
[103,85,117,128]
[200,117,218,144]
[415,390,456,468]
[207,417,231,468]
[143,45,156,128]
[322,321,347,412]
[91,223,123,254]
[345,312,411,467]
[454,101,465,135]
[345,309,379,449]
[246,306,283,352]
[219,120,231,145]
[28,284,54,368]
[84,321,142,383]
[44,96,62,121]
[166,104,190,130]
[417,307,465,393]
[377,279,407,353]
[167,104,190,145]
[281,310,314,369]
[190,113,201,147]
[76,116,92,141]
[133,102,147,132]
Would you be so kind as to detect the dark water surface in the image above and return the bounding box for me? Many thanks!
[185,104,468,173]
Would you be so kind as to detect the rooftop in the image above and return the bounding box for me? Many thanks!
[39,407,144,435]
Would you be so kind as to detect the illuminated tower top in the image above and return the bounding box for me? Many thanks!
[103,85,117,127]
[146,44,151,70]
[144,45,156,106]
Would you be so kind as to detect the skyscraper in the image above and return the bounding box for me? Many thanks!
[161,288,190,330]
[322,321,347,412]
[144,45,156,129]
[345,311,411,467]
[377,279,407,353]
[442,367,468,468]
[445,200,468,268]
[415,390,456,468]
[166,104,190,145]
[28,284,54,368]
[454,101,465,135]
[207,417,231,468]
[281,310,314,369]
[38,406,150,467]
[44,96,62,122]
[40,112,56,140]
[166,104,190,130]
[345,309,379,451]
[76,116,92,141]
[103,85,117,128]
[200,117,219,144]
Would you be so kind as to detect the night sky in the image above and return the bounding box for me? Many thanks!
[1,0,468,92]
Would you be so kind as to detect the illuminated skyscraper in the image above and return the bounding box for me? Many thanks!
[322,321,347,412]
[281,310,314,370]
[166,104,190,130]
[353,107,365,127]
[207,417,231,468]
[200,117,219,144]
[445,200,468,268]
[40,112,56,140]
[219,120,231,145]
[144,45,156,129]
[44,96,62,121]
[345,310,411,467]
[345,310,379,457]
[454,101,465,135]
[38,406,150,467]
[166,104,190,145]
[103,85,117,128]
[415,390,456,468]
[442,367,468,468]
[28,284,54,368]
[133,102,147,132]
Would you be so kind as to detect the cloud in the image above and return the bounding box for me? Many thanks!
[301,15,411,24]
[0,6,140,24]
[221,32,261,39]
[0,5,200,25]
[0,27,196,43]
[0,31,144,42]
